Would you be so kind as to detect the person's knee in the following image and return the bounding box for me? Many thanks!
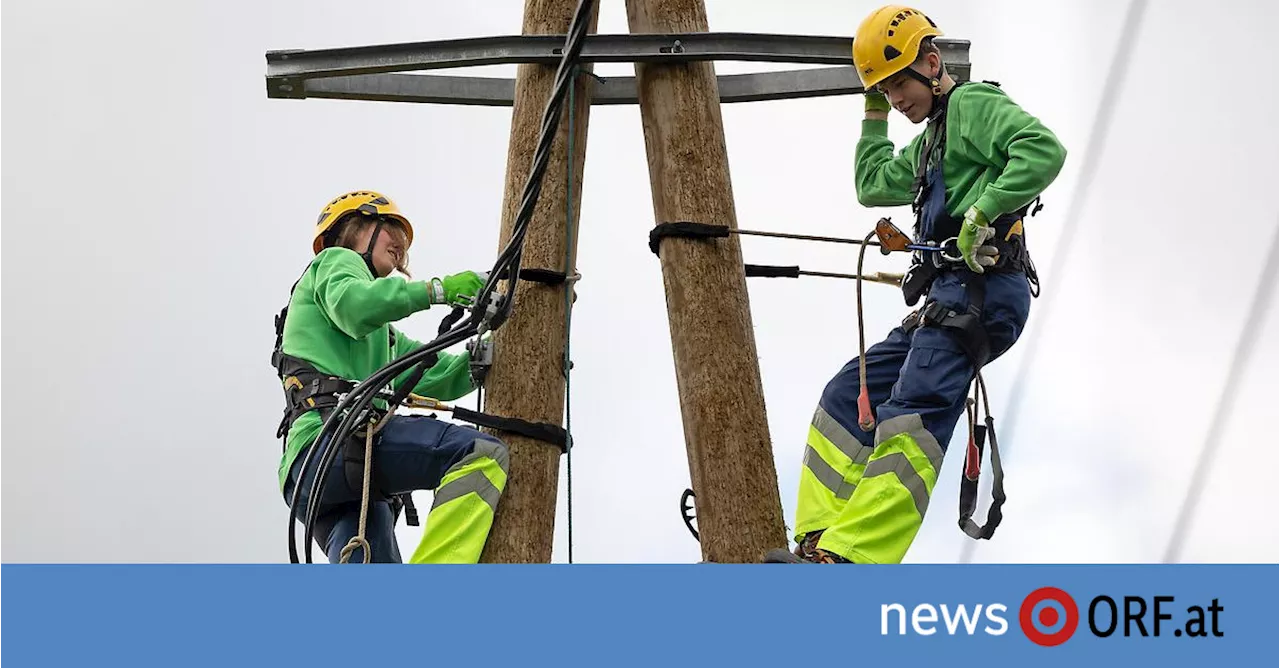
[471,436,510,475]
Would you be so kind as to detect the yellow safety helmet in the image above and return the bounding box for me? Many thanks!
[852,5,944,91]
[312,190,414,255]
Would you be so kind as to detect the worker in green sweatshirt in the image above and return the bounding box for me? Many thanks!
[766,5,1067,564]
[272,190,507,564]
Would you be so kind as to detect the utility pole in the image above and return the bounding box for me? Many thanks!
[265,6,974,566]
[479,0,599,563]
[625,0,788,563]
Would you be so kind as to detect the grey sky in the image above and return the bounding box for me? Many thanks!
[3,0,1276,564]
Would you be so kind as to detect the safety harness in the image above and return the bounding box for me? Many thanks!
[898,79,1044,540]
[271,271,429,528]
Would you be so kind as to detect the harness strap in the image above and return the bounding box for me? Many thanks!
[928,278,990,369]
[275,352,358,440]
[899,79,1019,543]
[274,269,462,531]
[390,493,421,527]
[958,376,1005,539]
[900,210,1037,307]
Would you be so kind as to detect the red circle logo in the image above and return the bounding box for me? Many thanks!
[1019,587,1079,646]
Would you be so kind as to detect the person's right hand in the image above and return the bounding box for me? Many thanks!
[865,90,891,117]
[430,270,486,305]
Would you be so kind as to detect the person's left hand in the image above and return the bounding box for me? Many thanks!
[958,206,998,273]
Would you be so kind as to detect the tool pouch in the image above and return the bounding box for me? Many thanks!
[901,260,938,307]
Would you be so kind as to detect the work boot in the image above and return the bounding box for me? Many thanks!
[809,548,853,564]
[762,547,852,564]
[762,548,807,563]
[793,530,824,561]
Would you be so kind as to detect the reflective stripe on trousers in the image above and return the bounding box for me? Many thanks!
[793,394,874,541]
[409,437,510,564]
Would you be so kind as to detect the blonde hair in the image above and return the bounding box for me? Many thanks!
[333,214,412,277]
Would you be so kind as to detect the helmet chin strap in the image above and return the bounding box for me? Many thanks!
[903,61,946,120]
[361,219,386,278]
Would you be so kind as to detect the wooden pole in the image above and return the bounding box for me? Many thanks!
[625,0,788,563]
[480,0,598,563]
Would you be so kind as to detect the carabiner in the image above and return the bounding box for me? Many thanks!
[939,236,964,263]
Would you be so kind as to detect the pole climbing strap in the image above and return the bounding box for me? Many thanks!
[648,221,730,256]
[518,268,570,285]
[450,406,570,453]
[745,264,801,278]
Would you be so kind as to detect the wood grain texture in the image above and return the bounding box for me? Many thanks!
[625,0,788,564]
[479,0,598,563]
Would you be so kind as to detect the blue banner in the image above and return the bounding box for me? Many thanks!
[4,564,1276,666]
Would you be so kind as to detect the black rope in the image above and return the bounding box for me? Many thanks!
[287,0,599,564]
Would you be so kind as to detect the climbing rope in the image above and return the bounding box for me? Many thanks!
[338,409,396,564]
[287,0,598,564]
[855,230,879,432]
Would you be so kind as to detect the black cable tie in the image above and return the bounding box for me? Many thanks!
[649,221,730,256]
[451,406,569,453]
[744,264,801,279]
[518,268,569,285]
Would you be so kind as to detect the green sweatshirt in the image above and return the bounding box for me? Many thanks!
[276,247,476,490]
[854,82,1067,223]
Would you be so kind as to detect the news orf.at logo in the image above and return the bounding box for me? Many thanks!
[1020,587,1080,646]
[879,588,1225,644]
[1017,587,1225,646]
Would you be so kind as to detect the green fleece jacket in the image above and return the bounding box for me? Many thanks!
[277,247,476,489]
[855,82,1067,222]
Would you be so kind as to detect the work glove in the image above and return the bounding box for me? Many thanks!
[865,90,891,115]
[957,206,999,273]
[430,270,487,306]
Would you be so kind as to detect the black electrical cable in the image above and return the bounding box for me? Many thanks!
[473,0,595,326]
[286,0,598,563]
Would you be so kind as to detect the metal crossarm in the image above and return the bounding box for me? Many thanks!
[266,32,971,105]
